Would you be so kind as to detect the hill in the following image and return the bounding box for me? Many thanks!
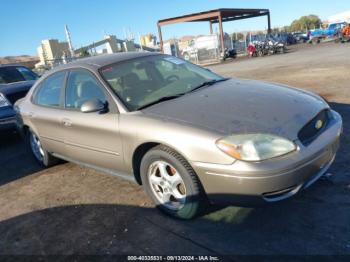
[0,55,39,69]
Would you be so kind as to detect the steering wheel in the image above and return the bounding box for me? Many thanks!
[166,75,180,83]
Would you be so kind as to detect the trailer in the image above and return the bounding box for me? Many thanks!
[309,22,345,44]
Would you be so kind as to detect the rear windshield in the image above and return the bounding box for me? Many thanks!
[0,66,38,84]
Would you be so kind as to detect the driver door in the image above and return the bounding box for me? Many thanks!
[61,69,123,171]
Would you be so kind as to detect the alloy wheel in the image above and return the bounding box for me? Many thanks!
[30,132,44,162]
[147,160,187,210]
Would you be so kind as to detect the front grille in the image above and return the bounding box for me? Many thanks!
[5,91,28,105]
[298,109,331,146]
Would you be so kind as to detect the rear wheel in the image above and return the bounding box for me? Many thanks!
[183,52,190,61]
[140,145,207,219]
[27,129,59,167]
[312,38,320,45]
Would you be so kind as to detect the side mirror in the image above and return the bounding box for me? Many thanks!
[80,98,106,113]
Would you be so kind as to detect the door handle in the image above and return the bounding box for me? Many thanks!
[62,118,72,127]
[28,112,35,118]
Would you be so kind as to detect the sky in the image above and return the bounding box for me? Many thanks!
[1,0,349,56]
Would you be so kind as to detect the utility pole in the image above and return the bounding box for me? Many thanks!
[65,25,75,58]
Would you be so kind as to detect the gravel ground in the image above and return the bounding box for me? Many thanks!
[0,43,349,256]
[208,42,350,104]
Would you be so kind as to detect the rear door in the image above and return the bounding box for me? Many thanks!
[29,70,67,155]
[61,69,123,171]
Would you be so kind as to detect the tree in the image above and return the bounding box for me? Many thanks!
[281,26,290,32]
[289,15,322,32]
[79,49,90,57]
[271,27,282,33]
[230,32,245,41]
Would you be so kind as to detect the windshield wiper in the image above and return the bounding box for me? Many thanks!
[138,94,184,110]
[137,78,229,110]
[187,78,229,94]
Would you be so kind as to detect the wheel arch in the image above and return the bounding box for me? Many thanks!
[131,142,195,185]
[21,124,28,132]
[21,123,39,138]
[132,142,160,185]
[21,124,30,138]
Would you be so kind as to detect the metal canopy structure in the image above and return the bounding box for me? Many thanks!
[157,8,271,52]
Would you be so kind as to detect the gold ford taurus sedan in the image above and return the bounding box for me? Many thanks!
[15,52,342,219]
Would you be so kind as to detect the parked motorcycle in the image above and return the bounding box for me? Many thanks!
[223,48,237,60]
[247,43,257,57]
[267,39,286,54]
[253,41,268,57]
[247,39,286,58]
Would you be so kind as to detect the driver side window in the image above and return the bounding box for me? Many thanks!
[65,69,107,109]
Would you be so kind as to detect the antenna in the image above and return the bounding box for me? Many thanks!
[123,27,127,40]
[65,25,75,57]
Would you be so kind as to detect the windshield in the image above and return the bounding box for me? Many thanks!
[0,66,38,84]
[100,55,224,111]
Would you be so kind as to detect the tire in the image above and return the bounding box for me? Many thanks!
[140,145,207,219]
[312,38,320,45]
[27,129,59,167]
[183,52,190,61]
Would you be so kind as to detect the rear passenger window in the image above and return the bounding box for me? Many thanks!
[34,71,66,107]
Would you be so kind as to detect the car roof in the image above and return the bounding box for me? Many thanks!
[52,51,161,71]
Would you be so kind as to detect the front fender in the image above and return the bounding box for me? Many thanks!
[119,113,235,171]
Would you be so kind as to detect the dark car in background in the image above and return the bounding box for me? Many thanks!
[270,32,297,45]
[0,64,38,131]
[292,32,310,43]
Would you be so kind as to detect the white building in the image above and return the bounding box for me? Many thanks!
[36,39,71,68]
[327,11,350,24]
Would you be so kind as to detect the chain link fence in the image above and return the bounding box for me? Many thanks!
[163,33,251,65]
[163,31,298,65]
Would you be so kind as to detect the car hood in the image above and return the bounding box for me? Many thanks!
[142,79,328,140]
[0,80,35,104]
[0,80,35,96]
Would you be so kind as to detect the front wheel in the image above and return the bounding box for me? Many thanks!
[140,145,207,219]
[27,129,59,167]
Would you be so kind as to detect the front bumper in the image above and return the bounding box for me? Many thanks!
[0,106,17,131]
[192,110,343,206]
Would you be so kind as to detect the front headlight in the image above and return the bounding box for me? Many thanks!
[216,134,297,161]
[0,93,10,108]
